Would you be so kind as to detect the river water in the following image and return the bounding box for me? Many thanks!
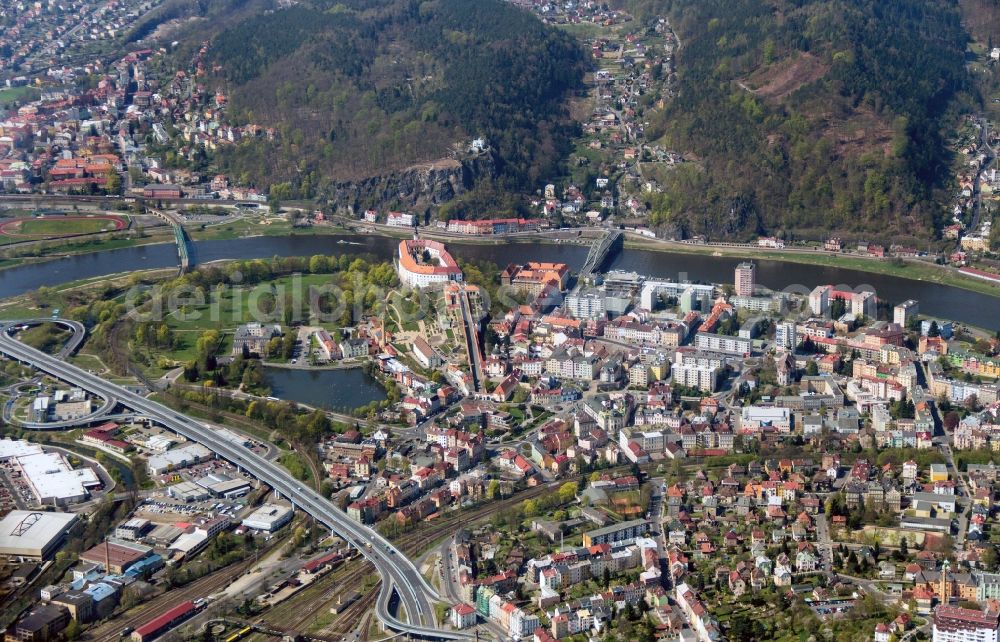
[2,234,997,328]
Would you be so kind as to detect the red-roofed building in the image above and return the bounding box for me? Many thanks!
[302,552,339,574]
[397,239,463,288]
[500,261,569,295]
[932,605,1000,640]
[80,422,131,453]
[131,601,196,642]
[451,603,477,629]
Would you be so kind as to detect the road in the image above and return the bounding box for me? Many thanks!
[970,117,996,239]
[0,320,469,641]
[927,379,970,552]
[457,288,484,393]
[3,320,120,429]
[436,533,507,640]
[937,440,970,549]
[647,478,670,563]
[814,514,834,574]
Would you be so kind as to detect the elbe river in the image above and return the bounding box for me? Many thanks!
[2,234,998,328]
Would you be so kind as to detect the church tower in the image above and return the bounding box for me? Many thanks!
[939,559,951,603]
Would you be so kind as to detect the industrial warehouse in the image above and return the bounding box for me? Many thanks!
[0,439,101,505]
[0,510,79,559]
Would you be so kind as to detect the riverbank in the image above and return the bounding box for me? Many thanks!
[4,214,1000,305]
[621,235,1000,299]
[0,223,997,327]
[331,220,1000,300]
[0,230,173,272]
[261,360,366,371]
[0,266,177,319]
[10,207,993,303]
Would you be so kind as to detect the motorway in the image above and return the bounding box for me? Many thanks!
[0,320,471,641]
[2,320,121,429]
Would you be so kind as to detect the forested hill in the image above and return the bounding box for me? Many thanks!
[642,0,971,243]
[202,0,586,200]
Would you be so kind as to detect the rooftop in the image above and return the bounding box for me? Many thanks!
[134,600,196,637]
[397,239,462,276]
[16,451,99,502]
[80,539,152,569]
[0,511,78,557]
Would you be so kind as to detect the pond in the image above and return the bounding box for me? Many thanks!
[262,366,387,411]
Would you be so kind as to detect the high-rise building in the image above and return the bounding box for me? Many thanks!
[672,362,719,392]
[894,299,919,326]
[565,289,606,320]
[932,605,1000,642]
[809,285,831,316]
[734,262,756,297]
[775,322,797,349]
[679,287,706,313]
[851,290,878,319]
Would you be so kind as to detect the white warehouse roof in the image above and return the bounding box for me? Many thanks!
[0,510,78,559]
[147,443,213,474]
[0,439,44,461]
[242,503,293,532]
[15,452,100,505]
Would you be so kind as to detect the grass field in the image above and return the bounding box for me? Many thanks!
[0,215,128,246]
[163,272,338,334]
[128,272,342,375]
[187,216,295,241]
[556,21,609,39]
[11,217,123,237]
[0,86,41,105]
[16,217,122,235]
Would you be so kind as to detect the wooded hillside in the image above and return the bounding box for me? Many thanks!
[203,0,586,200]
[641,0,971,242]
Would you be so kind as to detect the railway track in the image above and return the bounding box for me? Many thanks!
[356,609,374,642]
[323,586,379,638]
[263,485,558,634]
[87,466,557,642]
[86,556,256,642]
[393,483,553,556]
[257,557,374,634]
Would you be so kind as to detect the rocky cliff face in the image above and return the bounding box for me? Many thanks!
[326,152,497,216]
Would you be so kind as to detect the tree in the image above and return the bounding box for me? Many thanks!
[104,168,122,195]
[155,324,173,349]
[983,545,999,572]
[196,330,220,357]
[729,614,765,642]
[64,620,80,641]
[308,255,327,274]
[557,481,577,505]
[805,360,819,376]
[30,286,55,308]
[928,320,940,337]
